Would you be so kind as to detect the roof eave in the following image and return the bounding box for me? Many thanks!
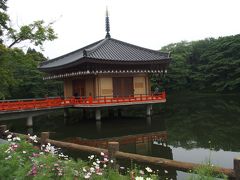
[39,57,171,73]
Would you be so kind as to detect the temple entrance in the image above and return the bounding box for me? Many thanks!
[72,79,85,97]
[113,77,133,97]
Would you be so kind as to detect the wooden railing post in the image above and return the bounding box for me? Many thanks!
[40,132,49,145]
[108,142,119,169]
[234,158,240,180]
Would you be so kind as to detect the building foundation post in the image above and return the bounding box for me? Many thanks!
[146,116,152,128]
[64,108,70,118]
[95,109,101,121]
[26,115,33,127]
[89,109,94,119]
[96,121,102,132]
[146,104,152,116]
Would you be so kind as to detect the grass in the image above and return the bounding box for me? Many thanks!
[189,164,228,180]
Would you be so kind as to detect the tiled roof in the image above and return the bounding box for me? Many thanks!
[39,37,170,70]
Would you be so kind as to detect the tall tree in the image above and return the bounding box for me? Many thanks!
[0,1,61,99]
[0,0,9,43]
[159,34,240,93]
[0,0,57,49]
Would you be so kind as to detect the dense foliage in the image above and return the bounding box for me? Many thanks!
[0,0,57,49]
[160,34,240,93]
[0,45,63,99]
[0,0,62,100]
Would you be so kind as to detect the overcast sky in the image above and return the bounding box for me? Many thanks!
[7,0,240,59]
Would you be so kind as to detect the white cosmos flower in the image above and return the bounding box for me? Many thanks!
[13,137,21,141]
[7,134,12,139]
[84,173,91,179]
[5,155,12,160]
[90,167,95,173]
[96,172,103,175]
[146,178,153,180]
[88,155,94,160]
[145,167,153,173]
[135,177,144,180]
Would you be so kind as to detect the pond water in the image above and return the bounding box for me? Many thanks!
[1,93,240,179]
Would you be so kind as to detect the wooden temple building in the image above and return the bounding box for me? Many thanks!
[38,10,171,120]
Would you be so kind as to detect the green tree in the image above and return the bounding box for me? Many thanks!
[0,0,57,49]
[159,34,240,93]
[0,45,63,99]
[160,41,192,91]
[0,0,9,43]
[0,44,14,98]
[7,20,57,49]
[0,1,61,100]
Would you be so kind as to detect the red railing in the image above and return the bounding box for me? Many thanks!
[0,92,166,112]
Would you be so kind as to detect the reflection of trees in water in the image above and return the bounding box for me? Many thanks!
[159,93,240,151]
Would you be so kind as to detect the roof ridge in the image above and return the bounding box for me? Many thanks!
[84,38,109,56]
[110,38,169,56]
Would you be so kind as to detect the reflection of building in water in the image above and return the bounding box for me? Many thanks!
[65,131,176,179]
[65,131,172,158]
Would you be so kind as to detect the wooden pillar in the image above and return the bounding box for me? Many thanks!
[26,116,33,127]
[234,158,240,180]
[146,104,152,116]
[108,142,119,169]
[95,109,101,121]
[40,132,49,145]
